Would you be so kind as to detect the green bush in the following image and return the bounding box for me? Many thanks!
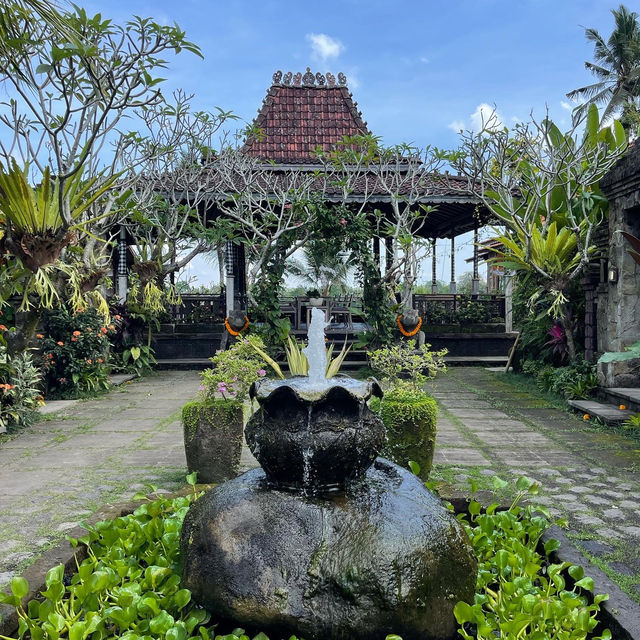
[0,345,43,431]
[374,388,438,479]
[533,359,597,399]
[39,307,114,397]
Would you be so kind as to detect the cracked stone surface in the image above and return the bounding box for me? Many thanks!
[426,367,640,604]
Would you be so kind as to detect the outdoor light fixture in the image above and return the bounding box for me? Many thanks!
[608,267,618,283]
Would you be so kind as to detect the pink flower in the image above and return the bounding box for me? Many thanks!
[217,382,227,391]
[199,385,204,391]
[216,350,222,354]
[339,218,347,226]
[233,376,238,382]
[258,369,266,377]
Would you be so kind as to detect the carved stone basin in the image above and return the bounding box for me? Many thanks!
[245,375,384,493]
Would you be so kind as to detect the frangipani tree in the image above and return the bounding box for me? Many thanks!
[0,5,201,347]
[449,105,627,360]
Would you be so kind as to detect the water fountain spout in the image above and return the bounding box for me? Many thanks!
[302,307,329,386]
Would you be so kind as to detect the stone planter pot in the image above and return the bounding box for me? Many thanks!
[374,389,438,480]
[181,399,244,483]
[308,297,324,307]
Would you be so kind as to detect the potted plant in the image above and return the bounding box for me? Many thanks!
[306,289,323,307]
[181,336,268,483]
[369,339,447,479]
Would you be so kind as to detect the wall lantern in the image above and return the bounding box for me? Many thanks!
[608,267,619,283]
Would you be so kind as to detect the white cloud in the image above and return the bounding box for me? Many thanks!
[306,33,344,62]
[419,56,429,64]
[449,103,504,134]
[560,100,572,111]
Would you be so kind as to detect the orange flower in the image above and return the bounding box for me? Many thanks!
[71,337,77,342]
[101,327,107,334]
[47,353,53,359]
[97,357,103,363]
[86,327,92,332]
[619,404,627,411]
[57,341,64,346]
[583,414,590,420]
[72,330,81,336]
[86,359,92,364]
[0,324,7,331]
[108,325,115,331]
[36,334,44,339]
[115,315,121,320]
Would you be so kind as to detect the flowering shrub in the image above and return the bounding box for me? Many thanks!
[369,339,447,392]
[39,307,115,397]
[0,344,43,432]
[200,336,268,402]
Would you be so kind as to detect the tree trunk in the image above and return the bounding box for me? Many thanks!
[6,310,41,356]
[560,304,577,362]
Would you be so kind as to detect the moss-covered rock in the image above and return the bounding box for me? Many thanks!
[181,399,244,483]
[375,389,438,480]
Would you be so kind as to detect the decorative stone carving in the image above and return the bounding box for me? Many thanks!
[272,70,282,84]
[302,67,315,85]
[283,71,292,85]
[338,72,347,86]
[315,72,325,86]
[326,72,336,86]
[293,72,302,86]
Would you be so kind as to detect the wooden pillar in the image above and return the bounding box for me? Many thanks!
[225,240,235,314]
[449,236,456,294]
[504,269,514,333]
[472,226,480,297]
[117,225,128,303]
[236,243,247,310]
[385,237,394,274]
[431,239,438,294]
[584,279,596,361]
[373,236,381,274]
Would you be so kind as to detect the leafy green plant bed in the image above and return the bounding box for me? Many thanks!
[0,478,613,640]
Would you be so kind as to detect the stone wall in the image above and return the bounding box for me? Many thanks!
[598,144,640,354]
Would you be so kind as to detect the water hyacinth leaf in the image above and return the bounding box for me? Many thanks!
[166,625,188,640]
[408,460,420,476]
[252,634,270,640]
[186,472,198,486]
[575,576,595,592]
[149,610,175,635]
[568,564,584,580]
[544,538,561,554]
[453,600,474,623]
[10,576,28,599]
[492,476,508,491]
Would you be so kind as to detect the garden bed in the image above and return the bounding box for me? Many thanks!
[1,485,638,640]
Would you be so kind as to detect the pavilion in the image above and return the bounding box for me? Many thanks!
[222,68,494,317]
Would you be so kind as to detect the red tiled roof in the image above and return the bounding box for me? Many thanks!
[245,69,371,163]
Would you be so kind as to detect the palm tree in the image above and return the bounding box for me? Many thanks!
[287,244,353,297]
[567,4,640,123]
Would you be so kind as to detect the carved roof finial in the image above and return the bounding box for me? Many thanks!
[303,67,315,86]
[272,70,283,84]
[338,72,347,86]
[326,72,336,87]
[283,71,292,85]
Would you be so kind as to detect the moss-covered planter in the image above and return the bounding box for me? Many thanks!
[376,389,438,480]
[181,399,244,483]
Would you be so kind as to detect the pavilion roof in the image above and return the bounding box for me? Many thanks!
[244,69,371,164]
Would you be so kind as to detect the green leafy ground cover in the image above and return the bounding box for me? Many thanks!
[0,477,611,640]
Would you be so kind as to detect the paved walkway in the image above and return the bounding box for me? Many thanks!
[426,367,640,601]
[0,371,202,586]
[0,367,638,601]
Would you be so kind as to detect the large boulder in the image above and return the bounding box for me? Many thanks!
[181,459,477,640]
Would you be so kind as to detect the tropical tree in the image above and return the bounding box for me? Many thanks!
[287,244,353,297]
[567,4,640,124]
[449,105,627,360]
[0,5,201,348]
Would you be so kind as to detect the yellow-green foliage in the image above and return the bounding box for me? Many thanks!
[373,389,438,479]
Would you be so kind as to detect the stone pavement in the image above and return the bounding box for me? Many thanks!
[426,367,640,602]
[0,371,203,588]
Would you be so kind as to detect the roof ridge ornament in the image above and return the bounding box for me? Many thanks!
[271,69,346,88]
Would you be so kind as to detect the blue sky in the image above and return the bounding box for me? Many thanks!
[81,0,620,285]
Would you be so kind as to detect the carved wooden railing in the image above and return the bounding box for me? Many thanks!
[412,294,505,325]
[171,294,226,324]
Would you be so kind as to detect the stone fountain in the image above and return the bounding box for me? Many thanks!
[181,308,477,640]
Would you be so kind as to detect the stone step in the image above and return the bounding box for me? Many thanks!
[599,387,640,413]
[567,399,635,424]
